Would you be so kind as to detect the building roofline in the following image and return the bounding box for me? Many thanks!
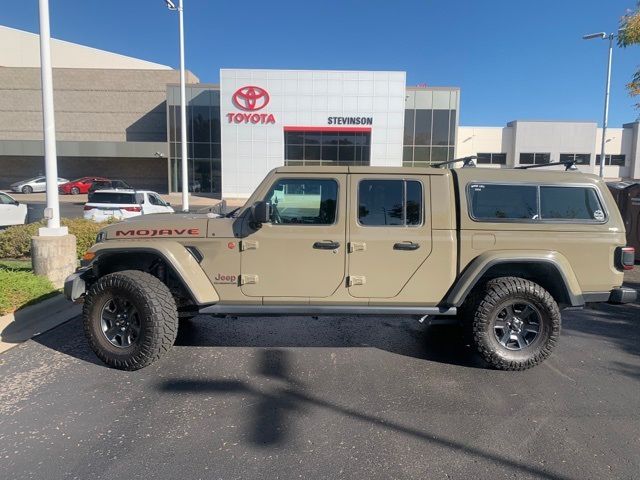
[167,83,220,88]
[220,67,406,74]
[507,120,597,126]
[406,86,460,91]
[0,25,173,70]
[459,125,513,129]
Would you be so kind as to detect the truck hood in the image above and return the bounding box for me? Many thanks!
[100,213,238,240]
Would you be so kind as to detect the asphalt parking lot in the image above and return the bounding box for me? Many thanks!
[1,282,639,479]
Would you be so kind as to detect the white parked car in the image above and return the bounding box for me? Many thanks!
[0,191,28,227]
[83,190,174,222]
[10,176,69,194]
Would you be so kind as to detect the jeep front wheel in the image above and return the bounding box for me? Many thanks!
[468,277,561,371]
[83,270,178,370]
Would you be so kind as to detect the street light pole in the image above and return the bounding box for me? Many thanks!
[583,31,617,178]
[599,34,614,179]
[32,0,76,289]
[38,0,65,235]
[166,0,189,212]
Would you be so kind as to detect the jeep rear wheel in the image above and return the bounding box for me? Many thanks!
[83,270,178,370]
[468,277,561,370]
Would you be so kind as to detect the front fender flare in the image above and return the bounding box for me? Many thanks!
[446,250,584,307]
[89,240,219,305]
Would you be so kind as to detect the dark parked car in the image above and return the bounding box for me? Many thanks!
[59,176,109,195]
[88,179,132,193]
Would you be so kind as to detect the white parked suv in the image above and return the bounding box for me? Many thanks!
[83,190,174,222]
[0,191,28,227]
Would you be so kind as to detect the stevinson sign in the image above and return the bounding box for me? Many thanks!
[327,116,373,126]
[226,85,276,125]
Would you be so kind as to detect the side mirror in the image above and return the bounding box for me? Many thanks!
[252,201,271,226]
[14,200,20,206]
[166,202,171,206]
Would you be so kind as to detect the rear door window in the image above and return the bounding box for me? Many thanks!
[358,179,423,226]
[88,192,136,204]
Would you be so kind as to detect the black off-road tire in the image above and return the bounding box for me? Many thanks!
[83,270,178,370]
[466,276,561,371]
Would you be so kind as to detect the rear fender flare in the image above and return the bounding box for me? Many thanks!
[446,250,584,307]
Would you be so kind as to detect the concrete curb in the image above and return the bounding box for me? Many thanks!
[0,294,81,354]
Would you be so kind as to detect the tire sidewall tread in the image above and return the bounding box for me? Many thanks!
[83,270,178,371]
[468,276,561,371]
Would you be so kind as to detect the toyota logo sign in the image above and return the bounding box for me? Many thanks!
[232,86,270,111]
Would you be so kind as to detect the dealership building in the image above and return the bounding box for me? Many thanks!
[1,25,639,198]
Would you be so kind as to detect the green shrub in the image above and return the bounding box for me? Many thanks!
[0,218,111,260]
[61,218,110,259]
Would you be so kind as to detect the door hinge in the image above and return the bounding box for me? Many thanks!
[240,240,259,251]
[348,242,367,253]
[347,275,366,287]
[240,274,259,285]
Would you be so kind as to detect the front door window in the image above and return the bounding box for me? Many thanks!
[264,178,338,225]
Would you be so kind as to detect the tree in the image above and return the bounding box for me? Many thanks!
[619,2,640,109]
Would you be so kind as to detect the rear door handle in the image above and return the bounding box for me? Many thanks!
[313,240,340,250]
[394,242,420,251]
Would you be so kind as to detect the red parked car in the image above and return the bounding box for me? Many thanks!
[59,177,109,195]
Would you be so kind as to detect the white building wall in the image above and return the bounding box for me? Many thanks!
[457,126,513,168]
[458,121,639,179]
[220,69,406,197]
[595,127,630,179]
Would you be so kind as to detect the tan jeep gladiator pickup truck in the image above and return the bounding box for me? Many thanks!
[65,166,636,371]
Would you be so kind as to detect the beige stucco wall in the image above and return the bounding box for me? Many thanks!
[0,67,198,142]
[0,25,171,70]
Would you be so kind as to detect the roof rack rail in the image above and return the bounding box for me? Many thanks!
[433,155,477,168]
[515,160,578,171]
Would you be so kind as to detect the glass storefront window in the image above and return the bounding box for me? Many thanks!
[168,87,221,194]
[403,94,458,167]
[414,109,432,145]
[403,146,413,165]
[431,147,448,164]
[284,131,371,166]
[404,110,415,145]
[432,110,450,146]
[414,146,431,163]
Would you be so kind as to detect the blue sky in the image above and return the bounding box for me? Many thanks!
[3,0,639,126]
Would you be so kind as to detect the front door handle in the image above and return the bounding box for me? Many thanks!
[394,242,420,251]
[313,240,340,250]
